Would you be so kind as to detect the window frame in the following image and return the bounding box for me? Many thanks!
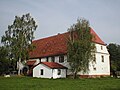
[58,69,61,75]
[93,67,96,71]
[93,54,96,62]
[46,57,48,62]
[40,69,44,75]
[51,56,55,62]
[101,55,104,62]
[59,55,64,63]
[101,46,103,50]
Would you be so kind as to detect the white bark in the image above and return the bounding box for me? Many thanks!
[18,58,21,75]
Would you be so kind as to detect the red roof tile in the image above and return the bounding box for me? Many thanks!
[90,28,105,45]
[41,62,67,69]
[26,60,36,66]
[29,28,105,58]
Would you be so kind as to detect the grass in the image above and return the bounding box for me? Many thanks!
[0,76,120,90]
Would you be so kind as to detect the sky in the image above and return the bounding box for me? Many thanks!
[0,0,120,45]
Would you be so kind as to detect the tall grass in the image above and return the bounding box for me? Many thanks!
[0,77,120,90]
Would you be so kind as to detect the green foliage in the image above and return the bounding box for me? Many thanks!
[67,18,95,78]
[1,13,37,74]
[1,13,37,60]
[0,77,120,90]
[0,46,10,75]
[107,43,120,71]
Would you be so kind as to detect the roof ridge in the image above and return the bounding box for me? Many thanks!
[33,32,68,42]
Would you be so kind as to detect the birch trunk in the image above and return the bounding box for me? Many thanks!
[18,58,21,75]
[73,69,77,79]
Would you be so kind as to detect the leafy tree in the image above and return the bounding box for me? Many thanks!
[0,46,10,75]
[1,13,37,75]
[67,18,95,79]
[107,43,120,76]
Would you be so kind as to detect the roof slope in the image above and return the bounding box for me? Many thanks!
[29,28,105,58]
[41,62,67,69]
[34,62,67,69]
[26,60,36,66]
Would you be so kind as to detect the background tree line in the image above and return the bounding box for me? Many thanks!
[107,43,120,76]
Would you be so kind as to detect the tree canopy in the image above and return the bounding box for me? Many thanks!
[67,18,95,78]
[0,46,14,75]
[1,13,37,75]
[107,43,120,72]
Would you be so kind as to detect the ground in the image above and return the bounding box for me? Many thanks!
[0,76,120,90]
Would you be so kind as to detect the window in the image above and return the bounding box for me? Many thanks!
[101,46,103,50]
[58,69,61,75]
[39,58,41,62]
[93,67,96,71]
[40,69,43,75]
[51,56,55,62]
[46,57,48,62]
[59,55,64,63]
[101,55,104,62]
[93,54,96,62]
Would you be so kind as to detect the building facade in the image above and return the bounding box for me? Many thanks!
[28,28,110,78]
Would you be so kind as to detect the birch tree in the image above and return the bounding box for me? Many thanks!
[1,13,37,75]
[67,18,95,79]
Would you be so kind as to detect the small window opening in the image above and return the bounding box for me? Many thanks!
[40,69,43,75]
[101,55,104,62]
[58,69,61,75]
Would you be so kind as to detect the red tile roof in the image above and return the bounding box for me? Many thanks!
[26,60,36,66]
[90,28,105,45]
[29,28,105,58]
[41,62,67,69]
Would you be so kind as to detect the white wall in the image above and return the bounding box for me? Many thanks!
[83,44,110,76]
[88,53,110,75]
[53,69,66,79]
[33,64,67,79]
[53,69,60,79]
[33,64,52,78]
[61,69,67,78]
[95,43,109,54]
[41,58,47,62]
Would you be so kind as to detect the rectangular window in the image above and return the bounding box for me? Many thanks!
[101,46,103,50]
[93,54,96,62]
[39,58,41,62]
[40,69,43,75]
[59,55,64,63]
[58,69,61,75]
[93,67,96,71]
[51,56,55,62]
[46,57,48,62]
[101,55,104,62]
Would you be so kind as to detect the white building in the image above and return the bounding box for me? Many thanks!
[33,62,67,79]
[28,28,110,78]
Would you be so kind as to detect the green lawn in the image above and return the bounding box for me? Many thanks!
[0,77,120,90]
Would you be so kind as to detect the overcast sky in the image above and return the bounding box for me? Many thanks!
[0,0,120,45]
